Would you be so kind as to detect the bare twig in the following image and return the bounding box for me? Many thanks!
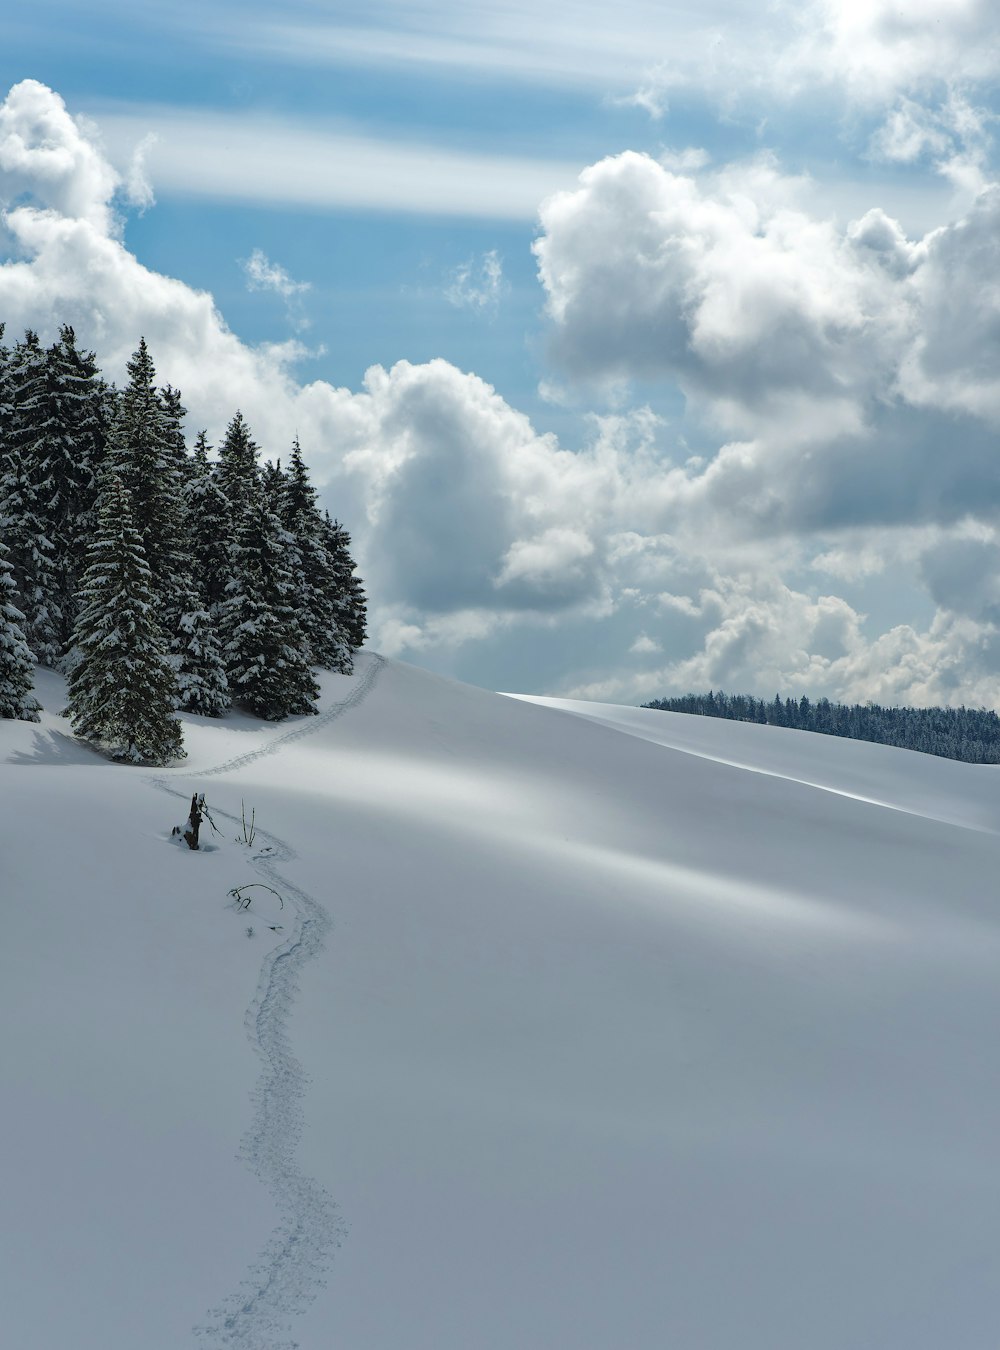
[228,883,284,911]
[200,799,224,837]
[237,799,257,847]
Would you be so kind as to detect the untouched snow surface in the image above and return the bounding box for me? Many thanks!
[4,654,1000,1349]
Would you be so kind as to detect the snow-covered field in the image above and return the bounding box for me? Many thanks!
[4,653,1000,1349]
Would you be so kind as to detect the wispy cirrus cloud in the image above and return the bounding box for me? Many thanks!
[204,0,1000,124]
[242,247,312,329]
[88,102,580,220]
[445,250,506,314]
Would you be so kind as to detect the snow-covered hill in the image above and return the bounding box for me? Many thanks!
[4,654,1000,1349]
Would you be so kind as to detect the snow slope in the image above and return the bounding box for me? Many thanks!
[4,656,1000,1349]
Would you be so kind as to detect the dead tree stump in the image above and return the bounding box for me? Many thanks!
[182,793,204,850]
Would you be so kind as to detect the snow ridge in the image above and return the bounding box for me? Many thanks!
[152,654,385,1348]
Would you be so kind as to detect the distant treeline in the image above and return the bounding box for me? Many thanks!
[642,691,1000,765]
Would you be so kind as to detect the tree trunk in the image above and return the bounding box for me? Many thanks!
[183,792,203,850]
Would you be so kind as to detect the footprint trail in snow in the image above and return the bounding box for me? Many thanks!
[151,654,385,1349]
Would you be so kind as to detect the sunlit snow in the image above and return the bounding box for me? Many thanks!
[4,654,1000,1348]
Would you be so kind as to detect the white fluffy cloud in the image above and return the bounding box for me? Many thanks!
[0,79,120,233]
[794,0,1000,102]
[535,151,1000,541]
[5,80,1000,708]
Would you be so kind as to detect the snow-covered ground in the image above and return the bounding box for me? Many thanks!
[5,654,1000,1349]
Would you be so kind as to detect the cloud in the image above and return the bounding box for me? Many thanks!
[534,150,1000,540]
[242,248,312,330]
[123,132,156,212]
[790,0,1000,104]
[7,80,1000,709]
[444,250,505,313]
[242,248,310,300]
[88,102,581,221]
[0,80,121,233]
[215,0,1000,117]
[534,152,906,410]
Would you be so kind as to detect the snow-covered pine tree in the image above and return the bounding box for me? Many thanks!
[0,537,41,722]
[0,326,11,497]
[0,331,61,664]
[320,511,367,654]
[0,325,10,446]
[215,410,262,525]
[280,438,353,671]
[41,326,111,648]
[158,385,190,483]
[260,457,286,514]
[184,430,232,615]
[154,390,230,715]
[219,493,319,720]
[173,598,230,716]
[104,340,190,629]
[66,471,184,764]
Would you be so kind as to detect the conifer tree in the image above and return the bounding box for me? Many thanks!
[184,430,231,614]
[321,512,368,654]
[173,599,230,717]
[219,494,319,720]
[215,410,261,525]
[0,537,41,722]
[104,339,189,625]
[0,324,11,450]
[260,457,287,514]
[158,385,190,483]
[280,439,353,670]
[42,326,110,645]
[0,331,61,664]
[67,472,184,764]
[104,343,228,713]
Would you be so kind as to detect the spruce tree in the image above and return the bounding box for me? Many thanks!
[104,339,189,626]
[278,439,351,670]
[0,537,41,722]
[41,326,110,647]
[173,599,230,717]
[219,494,319,720]
[321,512,368,654]
[185,430,231,614]
[67,472,184,764]
[215,410,261,526]
[0,331,61,664]
[260,457,287,514]
[0,325,10,455]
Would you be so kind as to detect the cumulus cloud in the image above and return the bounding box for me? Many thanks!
[6,80,1000,708]
[790,0,1000,104]
[534,150,1000,540]
[535,152,889,410]
[0,80,121,233]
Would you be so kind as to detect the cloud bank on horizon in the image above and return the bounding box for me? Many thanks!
[2,2,1000,706]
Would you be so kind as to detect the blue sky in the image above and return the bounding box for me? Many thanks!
[3,2,1000,703]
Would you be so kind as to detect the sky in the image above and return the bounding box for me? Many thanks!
[2,1,1000,704]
